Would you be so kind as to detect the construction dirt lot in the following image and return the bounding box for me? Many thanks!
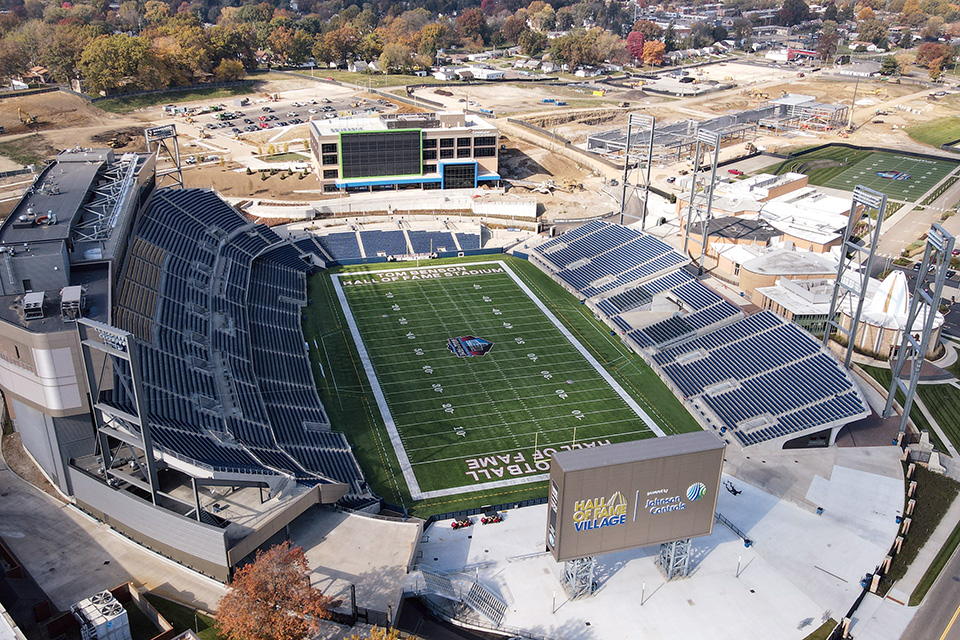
[0,68,956,221]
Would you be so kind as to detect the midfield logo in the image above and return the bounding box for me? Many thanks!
[876,171,910,181]
[447,335,494,358]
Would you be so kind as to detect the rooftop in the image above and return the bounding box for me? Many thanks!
[707,216,781,242]
[311,111,495,137]
[0,157,103,246]
[742,248,837,276]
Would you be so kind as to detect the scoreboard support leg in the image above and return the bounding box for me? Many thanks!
[562,556,597,599]
[657,538,692,580]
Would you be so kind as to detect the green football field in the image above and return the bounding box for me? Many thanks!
[772,145,958,201]
[332,260,664,499]
[822,153,956,199]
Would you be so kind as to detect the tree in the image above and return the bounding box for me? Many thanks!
[79,34,153,94]
[456,8,488,45]
[857,6,875,21]
[518,29,547,56]
[731,17,752,49]
[632,19,663,43]
[217,542,331,640]
[817,20,839,61]
[823,3,838,21]
[663,23,676,52]
[626,30,645,62]
[502,15,525,43]
[379,42,413,73]
[214,59,245,80]
[778,0,810,26]
[642,39,665,66]
[916,41,954,77]
[880,55,900,75]
[899,29,914,48]
[858,19,888,47]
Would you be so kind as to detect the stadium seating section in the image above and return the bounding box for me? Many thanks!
[304,228,482,262]
[113,189,370,501]
[532,222,868,446]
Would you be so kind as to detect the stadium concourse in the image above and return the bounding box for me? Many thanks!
[527,220,870,449]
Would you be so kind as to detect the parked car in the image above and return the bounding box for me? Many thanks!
[728,169,744,176]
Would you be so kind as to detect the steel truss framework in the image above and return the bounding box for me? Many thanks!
[563,556,597,599]
[823,185,887,369]
[657,538,693,580]
[619,113,656,230]
[683,129,721,275]
[72,154,139,243]
[884,224,956,436]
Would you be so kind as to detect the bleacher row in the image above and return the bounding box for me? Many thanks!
[653,310,868,446]
[303,228,482,263]
[531,221,868,447]
[112,189,370,501]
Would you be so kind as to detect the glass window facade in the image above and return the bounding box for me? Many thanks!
[323,169,338,179]
[423,149,437,160]
[423,138,437,148]
[439,138,454,148]
[474,147,496,157]
[474,136,496,146]
[340,130,422,179]
[443,163,476,189]
[457,148,471,158]
[321,143,337,154]
[457,137,471,147]
[440,148,454,159]
[322,154,338,166]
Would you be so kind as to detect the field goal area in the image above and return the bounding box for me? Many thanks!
[332,260,664,500]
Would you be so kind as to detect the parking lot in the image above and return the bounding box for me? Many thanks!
[190,95,399,140]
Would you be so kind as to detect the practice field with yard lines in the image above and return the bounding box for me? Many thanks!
[332,261,663,500]
[773,146,958,201]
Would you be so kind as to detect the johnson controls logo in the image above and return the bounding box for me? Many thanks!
[687,482,707,502]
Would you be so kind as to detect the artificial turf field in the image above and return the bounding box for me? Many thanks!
[304,255,700,514]
[772,145,958,201]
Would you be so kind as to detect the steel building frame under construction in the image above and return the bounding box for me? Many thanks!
[757,95,849,133]
[587,109,766,164]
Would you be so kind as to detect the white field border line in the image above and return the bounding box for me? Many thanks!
[332,260,664,501]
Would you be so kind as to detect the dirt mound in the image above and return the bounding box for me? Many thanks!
[621,89,647,101]
[0,90,119,136]
[90,126,148,151]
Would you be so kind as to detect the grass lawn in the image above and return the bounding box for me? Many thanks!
[879,465,960,596]
[907,117,960,148]
[94,81,263,114]
[260,152,309,162]
[802,619,838,640]
[292,69,450,89]
[770,145,958,201]
[860,366,947,452]
[916,383,960,454]
[303,255,700,516]
[0,137,48,166]
[144,594,219,640]
[911,510,960,605]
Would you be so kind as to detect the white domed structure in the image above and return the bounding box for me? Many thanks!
[840,269,943,360]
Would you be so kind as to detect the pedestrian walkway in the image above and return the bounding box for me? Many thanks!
[0,439,225,612]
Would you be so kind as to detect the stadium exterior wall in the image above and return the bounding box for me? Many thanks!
[12,399,96,495]
[226,484,326,567]
[68,465,232,581]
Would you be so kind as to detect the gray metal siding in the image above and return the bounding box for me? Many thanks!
[68,466,230,579]
[13,398,61,488]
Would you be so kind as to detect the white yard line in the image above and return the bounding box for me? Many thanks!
[333,260,665,501]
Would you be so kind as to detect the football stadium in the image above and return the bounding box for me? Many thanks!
[1,139,879,589]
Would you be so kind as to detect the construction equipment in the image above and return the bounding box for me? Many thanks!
[561,178,584,191]
[17,108,36,125]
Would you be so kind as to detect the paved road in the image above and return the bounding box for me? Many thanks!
[901,542,960,640]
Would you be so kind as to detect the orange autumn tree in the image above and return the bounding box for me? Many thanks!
[216,541,332,640]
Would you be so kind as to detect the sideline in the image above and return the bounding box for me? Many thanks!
[331,260,665,501]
